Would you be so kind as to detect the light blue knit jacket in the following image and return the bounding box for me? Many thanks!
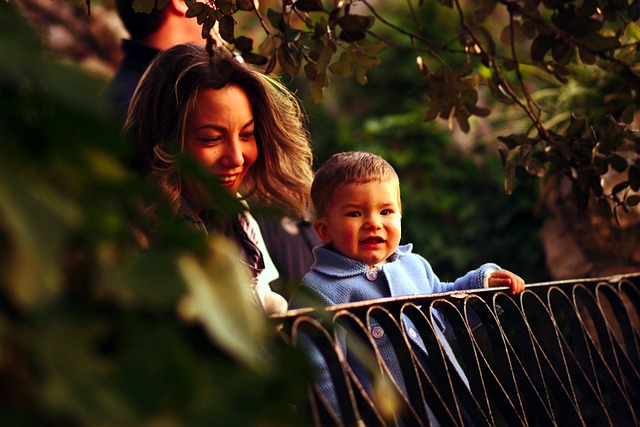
[289,243,500,422]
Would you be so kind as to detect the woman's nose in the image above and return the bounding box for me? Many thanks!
[220,139,243,167]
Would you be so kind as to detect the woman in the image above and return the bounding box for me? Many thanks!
[123,43,314,314]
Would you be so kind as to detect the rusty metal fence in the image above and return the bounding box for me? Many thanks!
[278,273,640,426]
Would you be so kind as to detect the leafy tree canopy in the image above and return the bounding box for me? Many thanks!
[124,0,640,222]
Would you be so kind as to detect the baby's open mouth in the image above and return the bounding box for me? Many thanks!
[361,236,384,244]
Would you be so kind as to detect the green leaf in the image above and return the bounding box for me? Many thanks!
[475,0,497,23]
[186,2,206,18]
[242,52,268,66]
[219,15,235,43]
[590,175,604,197]
[504,165,517,194]
[611,180,629,195]
[328,51,353,77]
[566,115,586,137]
[310,72,329,103]
[267,8,284,31]
[294,0,325,12]
[277,44,302,76]
[216,0,237,15]
[552,40,573,65]
[451,62,474,79]
[456,109,470,133]
[132,0,154,13]
[610,153,628,172]
[304,61,318,80]
[526,158,546,177]
[578,33,621,52]
[177,236,268,369]
[597,197,613,218]
[577,47,596,65]
[337,15,374,34]
[488,72,515,104]
[234,36,253,52]
[630,165,640,191]
[627,195,640,206]
[236,0,255,11]
[530,33,555,62]
[521,19,537,39]
[621,105,635,124]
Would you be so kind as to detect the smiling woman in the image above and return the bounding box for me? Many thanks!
[123,43,314,314]
[182,86,259,209]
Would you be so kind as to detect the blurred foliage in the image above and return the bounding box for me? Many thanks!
[0,2,311,426]
[135,0,640,220]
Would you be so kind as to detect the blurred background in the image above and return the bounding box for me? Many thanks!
[2,0,639,425]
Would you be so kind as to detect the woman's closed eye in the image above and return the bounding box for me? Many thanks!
[240,131,255,140]
[200,136,222,145]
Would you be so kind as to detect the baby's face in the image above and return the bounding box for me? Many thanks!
[314,180,401,267]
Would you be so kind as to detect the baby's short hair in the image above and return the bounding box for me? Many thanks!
[311,151,400,217]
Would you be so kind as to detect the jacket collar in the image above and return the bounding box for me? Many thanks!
[311,244,413,278]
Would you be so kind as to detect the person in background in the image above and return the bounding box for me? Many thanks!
[289,151,525,422]
[123,43,315,314]
[108,0,320,294]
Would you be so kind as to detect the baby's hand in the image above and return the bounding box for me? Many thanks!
[488,270,525,294]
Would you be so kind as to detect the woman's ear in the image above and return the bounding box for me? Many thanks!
[313,218,332,244]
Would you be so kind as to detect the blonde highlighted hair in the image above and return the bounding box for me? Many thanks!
[311,151,400,217]
[123,43,313,217]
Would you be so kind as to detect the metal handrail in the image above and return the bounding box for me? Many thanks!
[277,273,640,426]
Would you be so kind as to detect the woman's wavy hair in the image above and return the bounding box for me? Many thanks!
[123,43,313,217]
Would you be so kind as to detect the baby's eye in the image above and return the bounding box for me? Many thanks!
[346,211,361,217]
[380,209,392,215]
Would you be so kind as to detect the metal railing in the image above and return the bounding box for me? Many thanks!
[278,273,640,426]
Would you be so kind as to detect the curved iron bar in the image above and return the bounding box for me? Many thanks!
[278,273,640,426]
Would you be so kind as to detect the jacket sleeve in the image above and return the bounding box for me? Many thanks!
[418,255,500,293]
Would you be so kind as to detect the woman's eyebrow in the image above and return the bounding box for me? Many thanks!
[196,118,254,132]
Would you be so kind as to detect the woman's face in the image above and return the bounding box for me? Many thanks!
[184,85,258,197]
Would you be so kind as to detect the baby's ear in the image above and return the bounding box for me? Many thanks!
[313,218,332,244]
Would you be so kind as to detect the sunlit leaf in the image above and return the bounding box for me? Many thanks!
[310,71,329,103]
[177,236,268,369]
[0,163,81,309]
[328,51,353,77]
